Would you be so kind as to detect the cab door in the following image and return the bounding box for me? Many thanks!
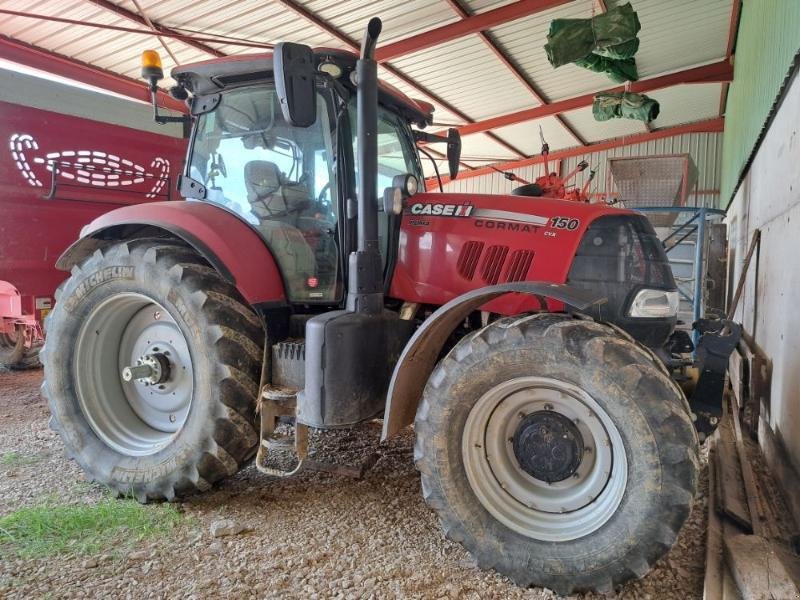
[349,103,424,278]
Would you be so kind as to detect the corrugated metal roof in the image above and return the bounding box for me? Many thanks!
[648,82,722,129]
[303,0,461,45]
[486,1,612,102]
[0,0,735,181]
[492,115,576,154]
[388,35,537,120]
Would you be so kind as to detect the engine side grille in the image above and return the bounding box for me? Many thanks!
[504,249,534,282]
[481,245,509,285]
[457,241,484,280]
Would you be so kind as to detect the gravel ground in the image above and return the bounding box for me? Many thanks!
[0,368,708,599]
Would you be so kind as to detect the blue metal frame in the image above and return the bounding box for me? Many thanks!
[634,206,725,346]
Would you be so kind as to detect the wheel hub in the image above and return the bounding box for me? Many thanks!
[122,352,171,385]
[74,293,194,457]
[461,377,628,542]
[513,410,584,483]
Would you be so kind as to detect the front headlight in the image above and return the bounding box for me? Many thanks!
[628,289,679,318]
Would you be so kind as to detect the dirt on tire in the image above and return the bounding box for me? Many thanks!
[415,313,699,595]
[41,239,264,502]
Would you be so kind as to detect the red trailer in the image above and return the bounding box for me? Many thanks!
[0,96,187,367]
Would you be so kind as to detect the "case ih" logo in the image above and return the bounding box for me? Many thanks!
[407,203,474,217]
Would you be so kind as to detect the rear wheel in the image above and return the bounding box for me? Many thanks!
[414,313,698,595]
[41,240,264,501]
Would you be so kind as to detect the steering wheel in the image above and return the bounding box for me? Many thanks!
[316,181,331,204]
[212,153,227,178]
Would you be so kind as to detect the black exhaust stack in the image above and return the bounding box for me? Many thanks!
[348,17,383,315]
[298,18,414,429]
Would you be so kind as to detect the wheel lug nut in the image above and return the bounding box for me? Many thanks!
[169,414,176,423]
[153,311,161,320]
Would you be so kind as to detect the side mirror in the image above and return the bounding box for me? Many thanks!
[383,174,419,215]
[446,128,461,180]
[274,42,317,128]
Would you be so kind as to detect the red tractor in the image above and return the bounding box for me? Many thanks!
[42,19,697,595]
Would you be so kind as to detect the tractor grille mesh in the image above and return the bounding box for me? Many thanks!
[458,244,533,284]
[457,241,484,280]
[503,249,534,282]
[481,245,509,285]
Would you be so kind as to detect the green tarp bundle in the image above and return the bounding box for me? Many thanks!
[592,91,660,123]
[544,2,641,82]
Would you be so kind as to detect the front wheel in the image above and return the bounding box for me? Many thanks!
[41,240,264,502]
[414,314,698,595]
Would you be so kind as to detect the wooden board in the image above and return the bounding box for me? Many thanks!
[727,348,745,411]
[705,437,724,600]
[724,534,799,599]
[715,416,753,532]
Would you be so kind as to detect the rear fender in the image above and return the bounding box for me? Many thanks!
[56,201,286,306]
[381,282,603,440]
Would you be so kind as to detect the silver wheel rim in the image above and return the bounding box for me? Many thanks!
[462,376,627,542]
[74,293,193,456]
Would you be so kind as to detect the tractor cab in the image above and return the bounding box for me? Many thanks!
[164,48,446,306]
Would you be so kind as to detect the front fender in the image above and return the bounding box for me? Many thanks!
[381,282,603,440]
[56,201,286,306]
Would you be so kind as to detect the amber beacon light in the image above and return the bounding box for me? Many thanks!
[141,50,164,88]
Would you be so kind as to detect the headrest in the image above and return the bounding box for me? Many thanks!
[244,161,282,201]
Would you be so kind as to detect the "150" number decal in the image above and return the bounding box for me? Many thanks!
[550,216,580,230]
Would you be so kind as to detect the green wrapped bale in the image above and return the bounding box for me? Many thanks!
[592,91,660,123]
[544,2,641,81]
[575,54,638,83]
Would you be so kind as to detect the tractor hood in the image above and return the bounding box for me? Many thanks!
[402,192,634,226]
[391,191,676,350]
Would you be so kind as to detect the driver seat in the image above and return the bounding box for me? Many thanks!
[244,160,310,222]
[242,160,317,300]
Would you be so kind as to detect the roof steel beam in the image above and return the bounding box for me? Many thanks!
[442,0,586,146]
[435,61,733,138]
[0,8,273,51]
[84,0,224,58]
[718,0,742,116]
[0,35,186,112]
[429,118,725,187]
[375,0,572,62]
[272,0,527,160]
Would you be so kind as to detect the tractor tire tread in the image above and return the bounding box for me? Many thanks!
[414,312,698,595]
[42,240,263,502]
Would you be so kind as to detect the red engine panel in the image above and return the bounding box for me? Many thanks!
[0,100,187,323]
[390,192,636,313]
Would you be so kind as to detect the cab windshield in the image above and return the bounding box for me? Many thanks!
[189,86,341,303]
